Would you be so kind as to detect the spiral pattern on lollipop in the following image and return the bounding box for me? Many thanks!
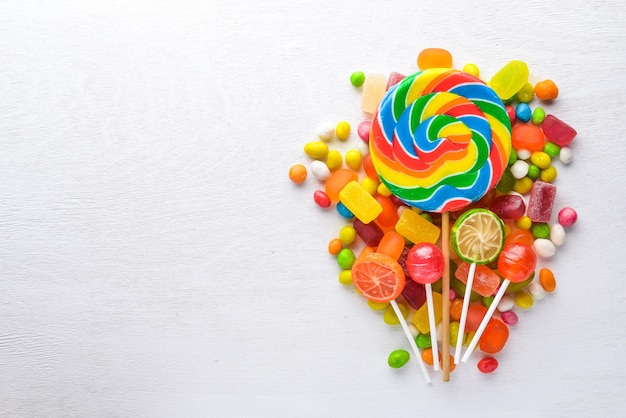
[370,69,512,213]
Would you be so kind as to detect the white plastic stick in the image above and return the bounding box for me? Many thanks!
[454,262,476,364]
[390,300,431,383]
[425,283,439,371]
[461,279,510,363]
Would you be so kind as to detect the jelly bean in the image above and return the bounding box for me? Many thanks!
[310,160,331,181]
[506,105,516,125]
[314,190,331,208]
[450,298,464,321]
[505,228,534,246]
[516,83,534,103]
[384,301,408,325]
[328,238,342,255]
[528,282,546,300]
[534,79,559,101]
[508,149,518,166]
[335,121,351,141]
[527,164,540,180]
[357,120,371,142]
[539,268,557,292]
[513,177,533,194]
[530,151,551,169]
[377,231,405,261]
[362,154,378,179]
[316,123,335,141]
[559,147,573,164]
[550,223,566,246]
[361,73,387,114]
[401,279,426,310]
[336,201,354,219]
[422,348,436,366]
[496,169,515,193]
[337,248,356,269]
[532,107,546,125]
[540,166,557,183]
[479,318,509,353]
[527,181,556,222]
[325,168,358,202]
[326,150,343,171]
[497,295,515,312]
[514,291,534,309]
[530,222,550,239]
[510,160,529,179]
[515,215,532,230]
[477,357,498,373]
[415,333,432,349]
[386,72,406,90]
[417,48,453,69]
[515,103,531,122]
[350,71,365,87]
[353,218,384,247]
[338,270,353,285]
[339,225,357,245]
[489,194,526,219]
[388,349,410,368]
[541,114,577,146]
[501,310,518,326]
[498,243,537,283]
[489,60,529,100]
[304,141,329,159]
[367,299,389,311]
[512,124,545,152]
[289,164,307,183]
[374,195,399,229]
[558,207,578,227]
[533,238,556,258]
[360,177,378,195]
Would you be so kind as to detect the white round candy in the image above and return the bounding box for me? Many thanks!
[510,160,530,179]
[550,223,566,246]
[317,123,335,141]
[516,148,531,160]
[310,160,330,181]
[497,295,515,312]
[533,238,556,258]
[528,282,547,300]
[559,147,573,164]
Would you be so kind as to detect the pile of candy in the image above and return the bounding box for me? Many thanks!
[289,48,577,382]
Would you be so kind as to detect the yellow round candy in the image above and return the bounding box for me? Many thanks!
[335,121,351,140]
[462,63,480,77]
[360,177,378,195]
[540,166,558,183]
[384,302,408,325]
[367,300,389,311]
[517,82,535,103]
[304,141,329,159]
[338,270,353,285]
[339,225,357,245]
[326,150,343,171]
[377,182,392,197]
[513,177,533,194]
[530,151,551,169]
[515,215,532,230]
[345,149,362,170]
[515,291,534,309]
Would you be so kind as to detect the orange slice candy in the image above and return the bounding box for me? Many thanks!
[351,252,405,303]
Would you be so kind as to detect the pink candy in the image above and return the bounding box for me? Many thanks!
[527,181,556,222]
[558,207,578,227]
[542,114,577,146]
[357,121,371,142]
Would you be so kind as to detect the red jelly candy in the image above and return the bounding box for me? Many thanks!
[512,124,545,151]
[466,304,488,332]
[489,195,526,219]
[477,356,499,373]
[401,279,426,309]
[541,114,577,146]
[353,218,384,247]
[479,318,509,354]
[527,181,556,222]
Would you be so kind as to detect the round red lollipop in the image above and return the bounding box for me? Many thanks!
[406,243,445,284]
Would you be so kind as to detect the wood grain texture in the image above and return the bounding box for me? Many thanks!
[1,0,625,417]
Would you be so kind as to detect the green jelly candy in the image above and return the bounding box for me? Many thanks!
[388,349,410,368]
[507,272,535,292]
[415,333,432,349]
[508,148,518,166]
[489,60,530,100]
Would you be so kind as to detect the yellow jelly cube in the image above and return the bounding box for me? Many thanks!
[395,209,440,244]
[411,291,443,333]
[361,73,387,114]
[339,181,383,224]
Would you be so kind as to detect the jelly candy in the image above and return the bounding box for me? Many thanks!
[527,181,556,222]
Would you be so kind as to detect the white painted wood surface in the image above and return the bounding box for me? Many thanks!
[1,1,625,416]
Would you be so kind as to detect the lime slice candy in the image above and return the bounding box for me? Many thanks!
[451,209,505,265]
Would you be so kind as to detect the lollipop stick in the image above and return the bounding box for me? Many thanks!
[390,300,431,383]
[454,261,476,364]
[425,283,439,371]
[441,211,451,381]
[461,279,510,363]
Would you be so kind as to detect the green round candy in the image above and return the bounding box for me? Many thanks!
[531,222,551,239]
[527,164,540,180]
[543,141,561,158]
[508,148,518,166]
[336,248,356,269]
[350,71,365,87]
[388,349,410,368]
[532,107,546,125]
[415,333,432,349]
[482,295,495,308]
[496,168,515,193]
[420,212,433,223]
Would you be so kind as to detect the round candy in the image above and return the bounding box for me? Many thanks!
[369,69,512,212]
[497,242,537,283]
[405,243,444,284]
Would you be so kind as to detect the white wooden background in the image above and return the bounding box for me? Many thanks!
[1,1,625,417]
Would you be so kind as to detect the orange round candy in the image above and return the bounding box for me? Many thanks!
[512,124,545,152]
[479,318,509,354]
[450,298,464,321]
[539,268,557,292]
[534,80,559,101]
[328,238,342,255]
[351,252,405,303]
[497,242,537,283]
[288,164,307,183]
[417,48,453,70]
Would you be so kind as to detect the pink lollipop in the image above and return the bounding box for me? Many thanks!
[406,243,444,371]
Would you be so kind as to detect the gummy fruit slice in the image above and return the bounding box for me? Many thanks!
[351,252,405,303]
[451,209,505,265]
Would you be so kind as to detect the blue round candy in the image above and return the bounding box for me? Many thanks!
[515,103,532,122]
[336,201,354,218]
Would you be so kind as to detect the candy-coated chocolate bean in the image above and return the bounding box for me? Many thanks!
[543,141,560,157]
[527,164,540,180]
[515,215,532,230]
[289,164,307,183]
[530,152,551,169]
[479,318,509,353]
[501,310,518,325]
[506,105,516,125]
[388,349,410,368]
[326,150,343,171]
[540,166,557,183]
[338,270,352,285]
[530,222,550,239]
[513,177,533,194]
[489,194,526,219]
[313,190,331,208]
[304,141,329,159]
[339,225,357,245]
[534,79,559,101]
[310,160,331,181]
[477,357,499,373]
[533,238,556,258]
[328,238,342,255]
[367,300,389,311]
[450,321,464,347]
[559,147,573,164]
[360,177,378,195]
[558,207,577,227]
[510,160,529,179]
[337,248,356,269]
[415,333,432,349]
[345,150,362,171]
[316,123,335,141]
[532,107,546,125]
[517,83,534,103]
[539,268,557,292]
[515,103,531,122]
[550,223,566,246]
[528,282,546,300]
[541,114,577,146]
[497,295,515,312]
[336,201,354,218]
[450,298,464,321]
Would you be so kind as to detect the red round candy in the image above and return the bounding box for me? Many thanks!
[497,242,537,283]
[405,243,444,284]
[477,357,499,374]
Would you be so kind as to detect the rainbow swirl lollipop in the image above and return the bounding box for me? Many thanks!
[370,68,512,212]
